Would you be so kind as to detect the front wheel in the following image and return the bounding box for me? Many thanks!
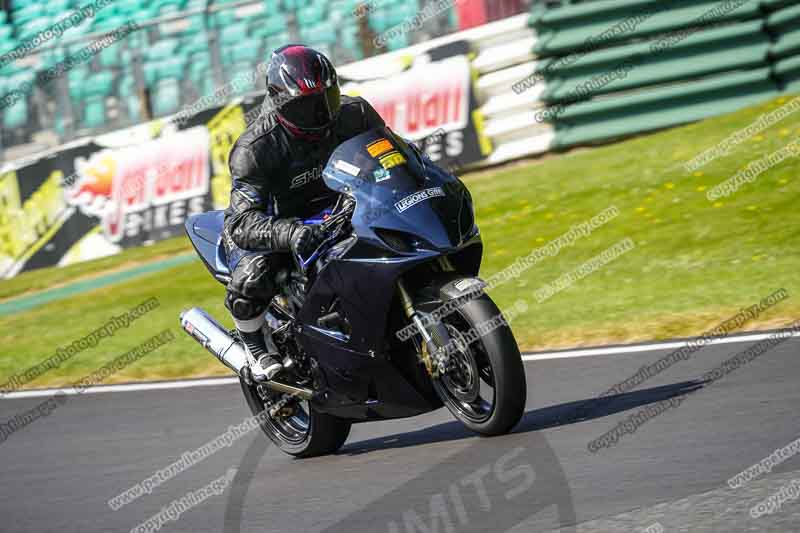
[427,293,527,436]
[239,379,351,458]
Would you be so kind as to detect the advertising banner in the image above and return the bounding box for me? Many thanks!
[0,41,493,278]
[341,40,491,171]
[67,125,211,246]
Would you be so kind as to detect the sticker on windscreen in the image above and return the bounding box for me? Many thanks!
[394,187,445,213]
[373,168,390,182]
[334,159,360,176]
[379,151,406,170]
[367,138,394,157]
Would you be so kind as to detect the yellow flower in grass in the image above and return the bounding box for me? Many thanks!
[665,182,675,189]
[636,206,646,213]
[746,205,758,211]
[780,128,790,137]
[779,178,788,185]
[713,202,724,208]
[536,237,545,243]
[545,213,554,220]
[693,171,703,177]
[753,135,764,142]
[696,185,706,192]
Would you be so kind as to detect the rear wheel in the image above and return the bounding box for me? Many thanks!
[240,379,351,458]
[424,292,527,436]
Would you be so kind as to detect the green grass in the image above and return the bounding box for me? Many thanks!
[0,236,192,302]
[1,94,799,389]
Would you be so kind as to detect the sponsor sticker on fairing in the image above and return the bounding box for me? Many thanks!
[367,138,394,157]
[334,159,361,177]
[454,278,485,292]
[394,187,445,213]
[373,168,390,182]
[379,151,406,170]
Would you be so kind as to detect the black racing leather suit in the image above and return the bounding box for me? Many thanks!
[223,94,385,321]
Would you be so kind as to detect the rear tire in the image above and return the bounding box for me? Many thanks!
[426,292,527,436]
[240,379,351,458]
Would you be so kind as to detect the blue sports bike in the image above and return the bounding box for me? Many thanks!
[181,127,526,457]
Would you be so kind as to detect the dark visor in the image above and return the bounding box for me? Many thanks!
[280,86,341,130]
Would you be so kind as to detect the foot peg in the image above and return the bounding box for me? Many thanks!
[257,354,285,381]
[240,355,283,384]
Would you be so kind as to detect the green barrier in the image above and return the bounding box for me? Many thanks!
[766,2,800,29]
[771,27,800,59]
[531,0,660,26]
[539,20,770,103]
[767,2,800,90]
[551,68,778,147]
[775,55,800,90]
[761,0,799,9]
[524,0,800,148]
[538,19,765,73]
[531,0,761,56]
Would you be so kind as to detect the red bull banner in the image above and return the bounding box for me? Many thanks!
[340,40,490,171]
[0,97,262,278]
[68,126,210,245]
[357,56,470,140]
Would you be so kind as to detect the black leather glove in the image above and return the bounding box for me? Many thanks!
[289,222,325,257]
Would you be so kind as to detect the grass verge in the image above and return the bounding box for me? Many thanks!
[0,236,192,302]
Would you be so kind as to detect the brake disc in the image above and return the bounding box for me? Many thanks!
[440,325,480,403]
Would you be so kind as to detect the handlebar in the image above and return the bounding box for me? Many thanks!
[293,199,355,274]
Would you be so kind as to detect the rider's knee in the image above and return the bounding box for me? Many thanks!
[224,292,267,320]
[225,253,275,319]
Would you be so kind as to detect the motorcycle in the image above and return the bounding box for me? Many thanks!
[180,126,527,457]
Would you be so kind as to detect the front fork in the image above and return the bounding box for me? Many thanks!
[396,278,450,377]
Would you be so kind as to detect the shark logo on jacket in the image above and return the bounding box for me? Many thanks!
[289,165,324,189]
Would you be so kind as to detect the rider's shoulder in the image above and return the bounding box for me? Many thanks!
[234,114,280,149]
[340,94,370,112]
[230,117,281,172]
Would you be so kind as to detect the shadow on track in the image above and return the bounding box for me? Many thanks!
[341,379,707,455]
[223,379,705,533]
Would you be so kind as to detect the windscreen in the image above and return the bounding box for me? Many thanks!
[322,127,474,250]
[323,127,426,198]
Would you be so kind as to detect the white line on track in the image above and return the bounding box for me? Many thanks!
[1,377,240,400]
[521,330,800,361]
[2,330,797,400]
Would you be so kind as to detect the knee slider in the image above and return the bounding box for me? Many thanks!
[225,292,266,320]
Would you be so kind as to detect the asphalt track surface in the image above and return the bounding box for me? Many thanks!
[1,335,799,533]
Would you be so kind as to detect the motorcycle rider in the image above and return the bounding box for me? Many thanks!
[223,44,385,383]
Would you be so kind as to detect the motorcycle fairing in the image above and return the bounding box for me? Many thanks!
[294,128,482,419]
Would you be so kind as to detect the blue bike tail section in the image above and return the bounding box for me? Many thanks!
[184,210,231,281]
[185,208,333,282]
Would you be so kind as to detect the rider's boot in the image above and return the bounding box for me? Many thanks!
[235,317,284,382]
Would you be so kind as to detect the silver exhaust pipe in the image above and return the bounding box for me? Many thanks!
[180,307,248,374]
[179,307,314,400]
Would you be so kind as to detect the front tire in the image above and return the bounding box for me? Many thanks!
[240,379,351,458]
[427,292,527,436]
